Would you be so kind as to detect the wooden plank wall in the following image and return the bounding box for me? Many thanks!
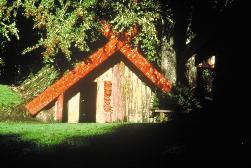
[95,61,153,123]
[120,62,153,123]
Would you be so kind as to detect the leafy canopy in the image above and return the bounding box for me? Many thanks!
[0,0,173,64]
[0,0,21,47]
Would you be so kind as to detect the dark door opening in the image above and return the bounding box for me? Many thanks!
[79,81,97,122]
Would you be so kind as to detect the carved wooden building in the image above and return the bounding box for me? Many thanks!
[25,23,171,123]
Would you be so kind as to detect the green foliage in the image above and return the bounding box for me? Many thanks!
[1,0,174,67]
[201,68,214,98]
[0,84,30,121]
[0,57,4,65]
[107,0,173,64]
[0,0,21,47]
[0,104,32,121]
[150,92,159,110]
[22,0,101,63]
[161,85,202,112]
[19,64,59,101]
[21,0,174,64]
[151,92,171,123]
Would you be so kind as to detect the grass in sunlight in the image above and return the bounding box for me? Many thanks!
[0,85,23,109]
[0,122,122,149]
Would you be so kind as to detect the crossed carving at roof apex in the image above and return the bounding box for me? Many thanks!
[101,21,138,42]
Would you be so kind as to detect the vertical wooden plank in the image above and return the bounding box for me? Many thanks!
[55,93,64,122]
[112,62,124,122]
[96,80,105,123]
[68,92,80,123]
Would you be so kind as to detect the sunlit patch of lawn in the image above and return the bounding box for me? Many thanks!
[0,122,122,150]
[0,85,23,108]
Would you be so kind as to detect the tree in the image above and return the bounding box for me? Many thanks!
[0,0,239,96]
[0,0,21,47]
[159,0,237,86]
[0,0,23,83]
[1,0,175,84]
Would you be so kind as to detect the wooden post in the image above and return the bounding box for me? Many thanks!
[68,92,80,123]
[55,93,64,122]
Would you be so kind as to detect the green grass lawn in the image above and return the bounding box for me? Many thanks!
[0,122,189,167]
[0,119,245,168]
[0,85,23,109]
[0,119,242,167]
[0,122,122,149]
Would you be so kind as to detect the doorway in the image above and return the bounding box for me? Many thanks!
[64,81,97,123]
[79,81,97,122]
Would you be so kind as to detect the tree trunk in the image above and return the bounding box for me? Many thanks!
[173,10,189,86]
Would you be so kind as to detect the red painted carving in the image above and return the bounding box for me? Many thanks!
[104,81,112,122]
[104,81,112,113]
[26,22,171,116]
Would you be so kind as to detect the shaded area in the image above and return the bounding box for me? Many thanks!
[79,82,97,122]
[0,115,249,167]
[0,11,43,84]
[162,1,249,158]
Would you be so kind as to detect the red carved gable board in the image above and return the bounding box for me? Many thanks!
[26,23,171,116]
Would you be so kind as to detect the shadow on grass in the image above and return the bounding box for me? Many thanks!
[0,113,248,167]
